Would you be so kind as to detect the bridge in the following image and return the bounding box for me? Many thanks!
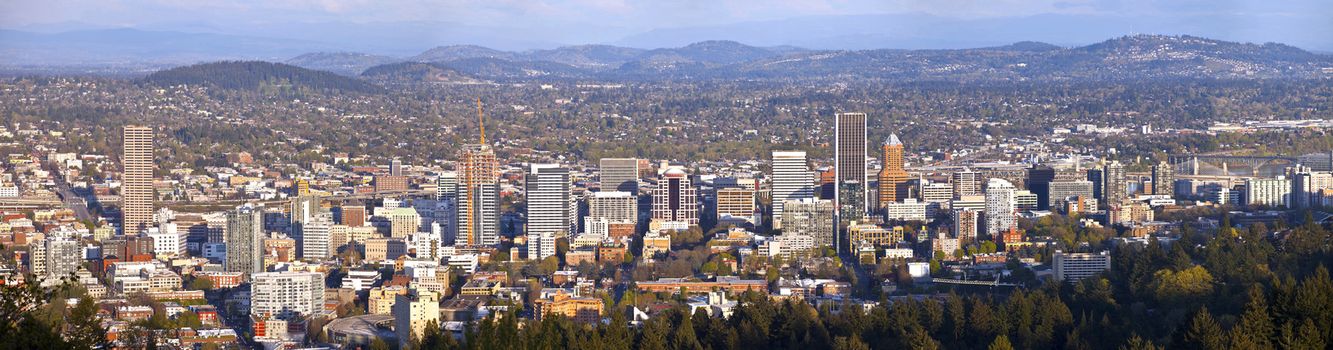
[930,278,1020,287]
[1168,154,1301,177]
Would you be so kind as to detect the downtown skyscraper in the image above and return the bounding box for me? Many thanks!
[458,101,500,246]
[834,112,868,221]
[526,164,574,260]
[121,125,155,234]
[651,167,698,231]
[1102,160,1126,207]
[225,204,265,276]
[877,134,910,207]
[600,158,640,193]
[771,151,813,230]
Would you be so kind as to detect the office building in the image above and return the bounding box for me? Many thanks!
[885,198,928,222]
[435,172,457,201]
[250,272,324,321]
[588,191,637,225]
[715,187,757,227]
[985,179,1017,237]
[952,168,981,198]
[225,204,265,276]
[301,212,334,260]
[379,207,421,239]
[365,238,407,262]
[651,167,698,231]
[600,158,640,193]
[458,143,500,247]
[1245,176,1292,207]
[771,151,814,229]
[290,195,324,258]
[526,164,575,239]
[1152,161,1175,197]
[528,230,558,261]
[834,112,868,215]
[1025,166,1056,210]
[1053,251,1112,282]
[780,198,835,249]
[375,175,408,193]
[952,208,980,242]
[122,125,155,234]
[29,236,81,285]
[1102,161,1127,206]
[1048,180,1095,211]
[919,181,953,204]
[390,159,403,177]
[878,134,910,207]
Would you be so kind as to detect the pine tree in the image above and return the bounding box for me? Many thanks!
[988,335,1015,350]
[1179,307,1226,350]
[640,318,669,350]
[1119,334,1162,350]
[671,311,704,350]
[1230,286,1274,350]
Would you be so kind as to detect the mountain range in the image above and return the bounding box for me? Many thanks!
[283,35,1332,83]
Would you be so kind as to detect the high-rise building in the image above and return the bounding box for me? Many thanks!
[436,172,458,201]
[380,207,421,239]
[650,167,698,231]
[29,236,81,285]
[250,271,324,321]
[715,187,757,227]
[526,164,575,237]
[600,158,640,193]
[835,112,868,215]
[390,159,403,176]
[528,230,558,261]
[1245,176,1292,207]
[1025,166,1056,210]
[458,134,500,246]
[225,204,265,276]
[1152,160,1175,197]
[301,212,334,260]
[771,151,814,230]
[985,179,1017,237]
[290,195,324,258]
[375,175,409,193]
[878,134,910,207]
[121,126,155,234]
[588,191,637,224]
[526,164,574,260]
[780,198,836,251]
[952,208,980,242]
[338,204,366,227]
[1048,180,1095,211]
[1103,161,1127,207]
[952,169,981,198]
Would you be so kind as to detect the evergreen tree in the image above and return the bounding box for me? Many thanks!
[1178,307,1226,350]
[1230,286,1274,350]
[988,335,1014,350]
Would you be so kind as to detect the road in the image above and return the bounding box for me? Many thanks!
[45,161,96,223]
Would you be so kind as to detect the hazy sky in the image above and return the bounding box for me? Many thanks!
[2,0,1326,29]
[1,0,1330,50]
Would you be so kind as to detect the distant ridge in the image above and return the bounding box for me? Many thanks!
[142,61,384,93]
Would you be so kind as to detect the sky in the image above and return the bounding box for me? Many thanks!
[1,0,1330,51]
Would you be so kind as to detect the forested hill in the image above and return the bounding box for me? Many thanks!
[141,61,384,94]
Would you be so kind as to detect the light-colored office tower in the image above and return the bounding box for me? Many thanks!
[1245,176,1292,207]
[588,191,637,225]
[250,271,324,321]
[835,112,869,215]
[381,207,421,239]
[147,223,187,258]
[885,198,928,222]
[600,158,640,193]
[289,195,324,258]
[1053,251,1112,282]
[301,212,334,260]
[952,168,981,198]
[1102,161,1126,206]
[651,167,698,231]
[715,187,757,226]
[1014,190,1038,211]
[390,159,403,176]
[771,151,813,230]
[526,164,575,238]
[394,289,441,349]
[1152,160,1175,197]
[919,181,953,204]
[985,178,1017,237]
[878,134,910,207]
[436,172,457,201]
[1048,180,1095,211]
[225,204,265,276]
[780,198,835,249]
[121,125,155,234]
[204,212,227,243]
[30,236,81,285]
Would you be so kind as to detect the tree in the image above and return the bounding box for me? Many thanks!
[1230,286,1274,349]
[1278,319,1326,350]
[988,335,1014,350]
[1120,334,1162,350]
[1178,307,1225,350]
[370,337,391,350]
[188,276,214,291]
[639,318,669,350]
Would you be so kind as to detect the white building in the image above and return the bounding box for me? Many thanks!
[885,198,929,222]
[770,151,814,229]
[147,223,187,258]
[985,179,1017,237]
[1245,176,1292,207]
[1053,251,1112,282]
[250,271,324,321]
